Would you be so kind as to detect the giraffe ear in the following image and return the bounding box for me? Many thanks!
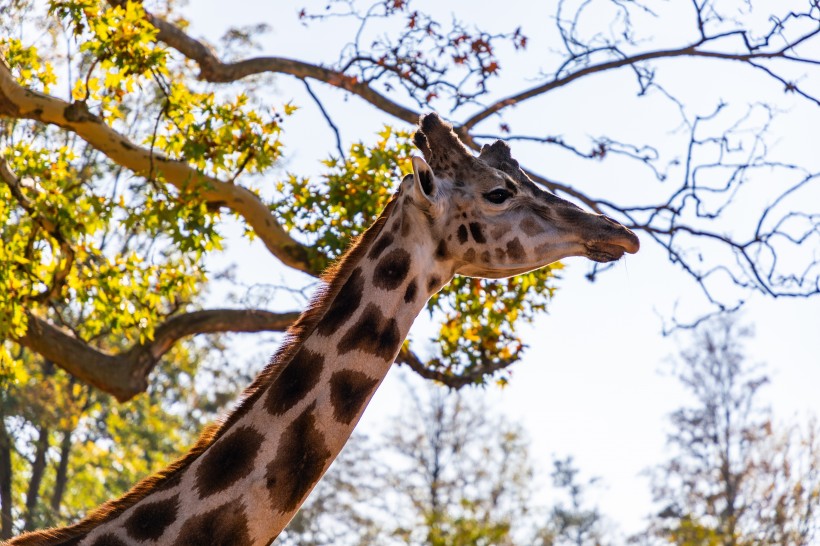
[411,155,436,203]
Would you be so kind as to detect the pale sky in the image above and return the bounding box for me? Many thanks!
[189,0,820,536]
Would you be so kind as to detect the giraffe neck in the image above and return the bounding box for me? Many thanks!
[64,189,452,546]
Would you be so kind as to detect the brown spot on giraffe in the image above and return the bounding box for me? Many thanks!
[124,495,179,541]
[265,348,325,416]
[463,248,476,262]
[469,222,486,244]
[427,276,441,291]
[404,278,418,303]
[317,267,364,336]
[195,425,264,498]
[367,233,394,260]
[373,248,412,290]
[457,224,468,244]
[435,240,449,260]
[506,237,527,262]
[329,370,380,425]
[480,250,491,263]
[495,248,506,261]
[520,216,542,236]
[173,501,252,546]
[337,304,401,359]
[266,403,331,513]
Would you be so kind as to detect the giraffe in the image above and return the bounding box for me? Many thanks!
[8,113,639,546]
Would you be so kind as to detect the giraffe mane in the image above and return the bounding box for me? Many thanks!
[10,190,402,546]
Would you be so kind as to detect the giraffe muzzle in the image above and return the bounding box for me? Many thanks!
[584,225,640,262]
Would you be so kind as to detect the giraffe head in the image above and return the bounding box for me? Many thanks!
[408,113,639,279]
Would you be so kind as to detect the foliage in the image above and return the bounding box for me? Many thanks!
[640,315,820,546]
[540,457,612,546]
[273,126,415,273]
[383,388,536,545]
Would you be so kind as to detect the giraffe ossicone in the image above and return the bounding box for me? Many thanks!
[11,113,638,546]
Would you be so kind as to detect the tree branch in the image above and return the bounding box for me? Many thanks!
[461,37,819,131]
[0,60,316,276]
[15,309,299,402]
[110,1,420,125]
[395,346,515,389]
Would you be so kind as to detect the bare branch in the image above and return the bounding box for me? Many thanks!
[302,79,346,161]
[463,1,819,130]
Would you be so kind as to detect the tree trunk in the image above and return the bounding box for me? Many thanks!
[24,425,49,531]
[50,428,73,514]
[0,415,14,540]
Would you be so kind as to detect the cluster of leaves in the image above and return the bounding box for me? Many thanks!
[50,0,289,181]
[0,39,56,93]
[273,125,415,271]
[51,0,167,117]
[0,134,209,349]
[155,85,291,180]
[50,0,164,73]
[0,0,299,367]
[428,270,558,385]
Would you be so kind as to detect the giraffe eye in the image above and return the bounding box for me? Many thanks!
[484,188,512,204]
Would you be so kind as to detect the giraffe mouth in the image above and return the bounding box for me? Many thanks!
[585,240,638,263]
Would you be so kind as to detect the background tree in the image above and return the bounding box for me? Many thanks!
[539,457,613,546]
[641,314,820,545]
[382,385,537,546]
[0,0,818,534]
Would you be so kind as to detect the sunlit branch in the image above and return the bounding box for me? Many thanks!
[0,59,316,276]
